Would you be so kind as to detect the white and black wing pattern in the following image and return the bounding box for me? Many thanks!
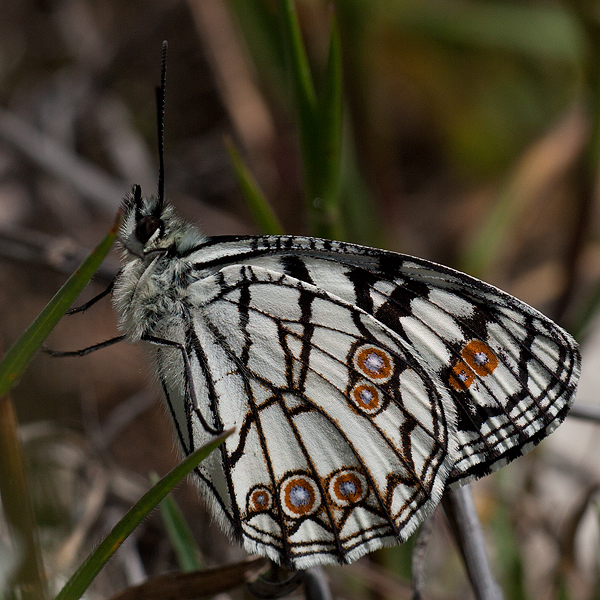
[186,236,580,484]
[158,263,457,568]
[114,194,580,569]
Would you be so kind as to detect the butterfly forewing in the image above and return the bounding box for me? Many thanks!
[115,201,580,569]
[356,254,579,483]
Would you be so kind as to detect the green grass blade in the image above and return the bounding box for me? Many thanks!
[55,429,232,600]
[277,0,317,117]
[320,13,343,184]
[459,182,518,278]
[568,279,600,340]
[225,137,284,235]
[151,473,204,572]
[339,132,382,246]
[277,0,320,216]
[277,0,345,239]
[491,503,526,600]
[311,12,344,239]
[0,211,122,396]
[0,212,121,600]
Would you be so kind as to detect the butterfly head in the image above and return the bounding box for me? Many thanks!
[119,184,205,260]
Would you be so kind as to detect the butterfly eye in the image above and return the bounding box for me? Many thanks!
[135,216,163,245]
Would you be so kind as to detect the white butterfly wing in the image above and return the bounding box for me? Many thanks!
[137,233,579,568]
[156,264,457,568]
[187,236,580,486]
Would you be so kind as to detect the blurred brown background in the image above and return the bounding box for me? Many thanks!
[1,1,600,599]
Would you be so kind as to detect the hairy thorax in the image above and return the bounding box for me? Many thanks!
[113,254,195,342]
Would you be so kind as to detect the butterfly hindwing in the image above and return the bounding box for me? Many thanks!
[168,264,457,567]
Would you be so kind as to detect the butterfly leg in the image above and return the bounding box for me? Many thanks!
[142,334,222,436]
[65,276,118,314]
[43,335,126,357]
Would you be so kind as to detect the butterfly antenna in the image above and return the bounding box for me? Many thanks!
[156,40,168,211]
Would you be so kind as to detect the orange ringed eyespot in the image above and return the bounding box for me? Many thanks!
[449,361,475,391]
[248,487,272,513]
[354,346,393,382]
[281,475,320,517]
[351,383,380,412]
[329,470,367,507]
[462,340,498,376]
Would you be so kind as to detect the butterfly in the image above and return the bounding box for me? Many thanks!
[53,43,579,570]
[109,183,580,569]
